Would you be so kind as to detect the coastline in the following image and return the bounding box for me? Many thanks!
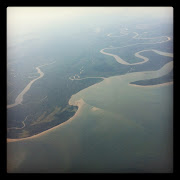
[129,81,173,88]
[7,34,173,143]
[7,73,173,143]
[7,98,85,143]
[7,76,105,143]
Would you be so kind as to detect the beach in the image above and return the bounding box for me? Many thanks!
[7,98,85,143]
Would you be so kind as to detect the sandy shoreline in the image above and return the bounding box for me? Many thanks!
[7,72,105,143]
[129,81,173,88]
[7,99,85,143]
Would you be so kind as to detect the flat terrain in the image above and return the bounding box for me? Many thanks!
[7,19,173,139]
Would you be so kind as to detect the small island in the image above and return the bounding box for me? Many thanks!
[129,70,173,86]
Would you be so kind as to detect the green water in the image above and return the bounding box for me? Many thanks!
[7,61,173,173]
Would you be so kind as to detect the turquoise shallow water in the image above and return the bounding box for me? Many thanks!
[7,59,173,173]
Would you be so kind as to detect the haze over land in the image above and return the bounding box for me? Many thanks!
[7,7,173,173]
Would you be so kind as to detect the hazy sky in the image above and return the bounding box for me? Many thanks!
[7,7,173,37]
[7,7,173,22]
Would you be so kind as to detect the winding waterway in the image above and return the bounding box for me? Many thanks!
[100,33,171,66]
[7,61,56,109]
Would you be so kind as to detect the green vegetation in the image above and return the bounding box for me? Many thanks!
[130,70,173,86]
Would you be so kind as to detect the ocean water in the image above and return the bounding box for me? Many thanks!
[7,62,173,173]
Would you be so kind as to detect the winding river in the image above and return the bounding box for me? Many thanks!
[70,33,172,81]
[7,61,56,109]
[100,33,171,66]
